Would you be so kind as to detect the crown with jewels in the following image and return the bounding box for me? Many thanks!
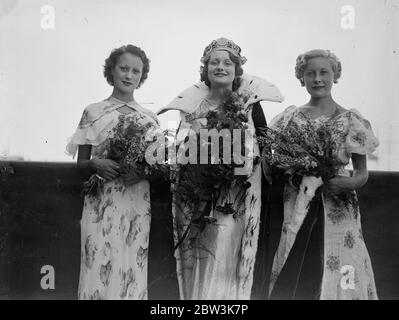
[200,37,247,65]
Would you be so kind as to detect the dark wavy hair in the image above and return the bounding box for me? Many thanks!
[200,52,244,91]
[103,44,150,88]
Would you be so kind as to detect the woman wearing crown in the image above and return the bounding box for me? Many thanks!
[157,37,284,300]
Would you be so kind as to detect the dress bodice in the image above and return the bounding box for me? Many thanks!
[66,96,159,158]
[270,105,379,168]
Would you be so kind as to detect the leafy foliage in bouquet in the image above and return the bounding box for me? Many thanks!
[172,91,259,245]
[206,91,250,131]
[258,118,346,182]
[82,114,169,197]
[257,116,356,206]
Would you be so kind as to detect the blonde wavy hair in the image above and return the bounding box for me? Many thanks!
[295,49,342,86]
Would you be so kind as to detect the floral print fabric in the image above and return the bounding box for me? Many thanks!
[269,106,379,300]
[67,97,158,299]
[78,178,151,300]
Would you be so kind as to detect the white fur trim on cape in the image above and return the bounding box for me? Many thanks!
[157,74,284,115]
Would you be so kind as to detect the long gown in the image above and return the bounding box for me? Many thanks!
[66,96,159,300]
[173,99,262,300]
[269,106,379,300]
[157,74,284,300]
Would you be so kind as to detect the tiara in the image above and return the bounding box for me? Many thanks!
[200,37,247,65]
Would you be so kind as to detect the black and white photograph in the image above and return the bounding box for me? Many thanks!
[0,0,398,307]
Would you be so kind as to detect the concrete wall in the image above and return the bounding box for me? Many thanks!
[0,161,398,299]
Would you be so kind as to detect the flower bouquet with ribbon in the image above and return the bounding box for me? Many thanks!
[257,117,352,254]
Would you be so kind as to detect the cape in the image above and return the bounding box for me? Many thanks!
[157,74,284,115]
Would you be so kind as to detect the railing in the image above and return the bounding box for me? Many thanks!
[1,161,398,299]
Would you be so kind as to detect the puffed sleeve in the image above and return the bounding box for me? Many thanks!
[344,110,379,155]
[269,105,296,130]
[65,105,102,158]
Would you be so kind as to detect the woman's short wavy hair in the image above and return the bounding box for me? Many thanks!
[200,51,244,92]
[103,44,150,88]
[295,49,342,86]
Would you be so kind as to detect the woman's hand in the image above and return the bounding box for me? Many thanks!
[325,153,369,197]
[90,158,120,181]
[121,169,144,186]
[326,153,369,196]
[324,175,355,195]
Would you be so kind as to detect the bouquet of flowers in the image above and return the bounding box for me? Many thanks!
[82,114,169,197]
[258,117,346,181]
[257,115,350,243]
[172,90,260,245]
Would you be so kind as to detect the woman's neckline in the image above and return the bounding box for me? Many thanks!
[296,106,352,121]
[203,97,221,106]
[201,98,220,110]
[109,95,138,105]
[108,96,140,115]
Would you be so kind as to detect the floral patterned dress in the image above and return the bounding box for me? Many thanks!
[66,96,159,300]
[269,106,379,300]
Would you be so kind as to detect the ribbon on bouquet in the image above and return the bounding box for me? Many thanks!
[282,175,324,264]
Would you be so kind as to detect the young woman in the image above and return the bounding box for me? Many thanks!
[66,45,159,300]
[269,49,379,300]
[158,37,284,299]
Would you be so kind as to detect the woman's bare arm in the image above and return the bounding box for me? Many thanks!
[77,144,120,181]
[326,153,369,194]
[350,153,369,189]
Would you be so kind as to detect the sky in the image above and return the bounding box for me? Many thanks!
[0,0,398,170]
